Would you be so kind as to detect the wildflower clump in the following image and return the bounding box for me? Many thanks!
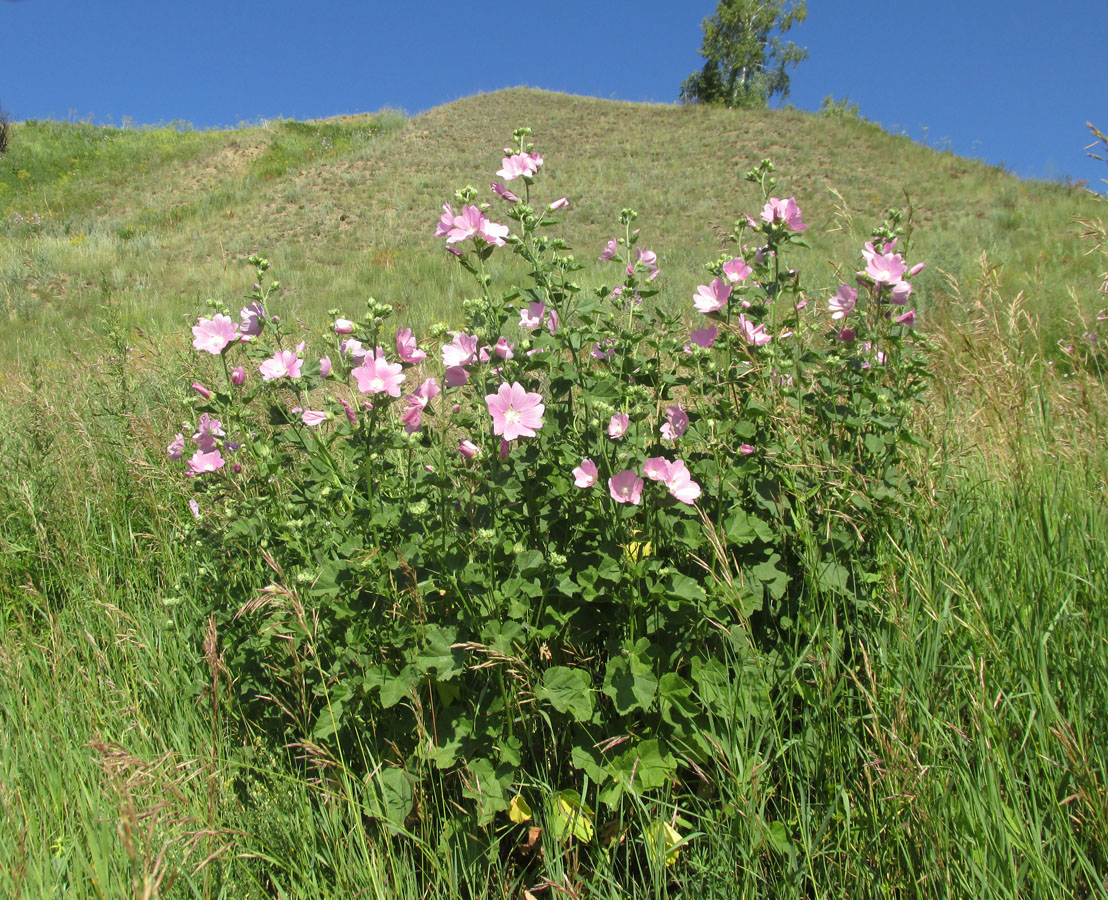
[171,134,930,860]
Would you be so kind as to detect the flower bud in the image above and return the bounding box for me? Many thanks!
[192,381,213,399]
[231,366,246,387]
[334,318,355,334]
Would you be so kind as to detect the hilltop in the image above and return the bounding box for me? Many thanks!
[0,87,1102,356]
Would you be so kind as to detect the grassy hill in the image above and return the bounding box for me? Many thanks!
[2,90,1107,899]
[1,88,1102,356]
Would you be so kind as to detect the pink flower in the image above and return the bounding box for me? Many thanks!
[167,433,185,460]
[442,331,478,368]
[518,302,546,330]
[444,366,470,387]
[259,349,303,380]
[353,356,406,397]
[491,182,521,203]
[573,458,598,488]
[338,396,357,424]
[889,280,913,305]
[737,315,772,346]
[192,413,224,453]
[192,314,238,355]
[661,403,689,440]
[664,460,701,504]
[628,247,660,281]
[445,205,508,246]
[239,303,265,340]
[400,378,440,432]
[694,278,731,314]
[340,337,367,363]
[231,365,246,387]
[319,356,332,378]
[608,414,630,439]
[687,325,718,350]
[492,336,514,360]
[761,197,807,231]
[485,382,545,441]
[434,203,454,238]
[895,309,917,327]
[829,285,858,320]
[548,197,569,212]
[396,327,427,364]
[591,339,616,360]
[608,470,644,505]
[192,382,213,399]
[334,317,356,334]
[865,252,908,287]
[909,261,926,277]
[188,498,201,518]
[301,410,328,426]
[642,457,671,482]
[499,440,511,459]
[837,327,856,343]
[187,449,225,475]
[599,238,619,261]
[497,152,541,181]
[458,439,481,460]
[722,257,752,283]
[739,443,755,455]
[861,341,887,367]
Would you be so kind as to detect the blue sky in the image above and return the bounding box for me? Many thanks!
[2,0,1106,189]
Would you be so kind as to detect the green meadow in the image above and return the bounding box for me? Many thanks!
[1,89,1106,898]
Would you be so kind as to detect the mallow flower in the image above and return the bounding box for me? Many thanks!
[396,327,427,364]
[694,279,731,314]
[661,404,689,440]
[609,470,644,505]
[259,349,303,381]
[353,356,405,397]
[608,414,630,439]
[829,285,858,320]
[572,459,598,488]
[485,382,545,441]
[663,460,702,504]
[192,314,238,355]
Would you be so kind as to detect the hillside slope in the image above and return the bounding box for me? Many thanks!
[0,88,1102,356]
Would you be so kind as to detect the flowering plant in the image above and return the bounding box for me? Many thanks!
[172,132,930,853]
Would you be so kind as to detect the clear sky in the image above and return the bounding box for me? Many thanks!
[2,0,1106,190]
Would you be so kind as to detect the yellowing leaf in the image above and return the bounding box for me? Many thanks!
[644,820,683,867]
[508,794,533,824]
[625,540,654,562]
[548,790,594,842]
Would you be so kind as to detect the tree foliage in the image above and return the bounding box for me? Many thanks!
[681,0,808,109]
[0,101,10,154]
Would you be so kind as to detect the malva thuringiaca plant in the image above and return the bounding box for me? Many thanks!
[170,127,930,864]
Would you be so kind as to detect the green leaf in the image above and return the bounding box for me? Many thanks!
[658,672,700,724]
[724,508,775,546]
[602,640,658,714]
[414,624,462,680]
[380,666,416,708]
[752,552,789,601]
[463,757,512,825]
[608,739,677,794]
[366,767,413,826]
[667,573,706,604]
[537,666,594,721]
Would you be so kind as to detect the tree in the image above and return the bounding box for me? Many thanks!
[0,101,9,154]
[680,0,808,109]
